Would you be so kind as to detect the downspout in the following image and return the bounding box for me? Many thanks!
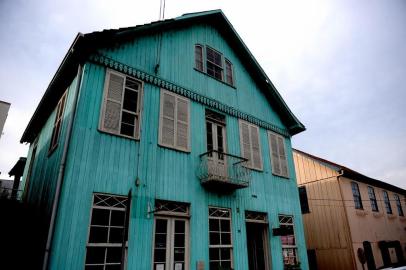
[337,170,358,270]
[42,63,84,270]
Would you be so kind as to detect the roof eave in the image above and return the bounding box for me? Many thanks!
[20,33,85,144]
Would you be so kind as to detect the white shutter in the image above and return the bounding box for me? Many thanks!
[250,125,262,170]
[277,136,288,177]
[159,89,190,151]
[160,92,176,146]
[176,98,189,150]
[269,132,281,175]
[102,72,124,133]
[239,120,252,167]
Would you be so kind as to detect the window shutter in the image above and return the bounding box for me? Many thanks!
[103,72,124,133]
[250,125,262,170]
[240,121,252,167]
[269,132,281,175]
[176,98,189,149]
[277,136,288,177]
[161,92,176,146]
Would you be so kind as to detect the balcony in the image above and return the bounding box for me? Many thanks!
[197,150,251,192]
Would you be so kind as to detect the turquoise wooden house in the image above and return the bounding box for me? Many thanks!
[20,10,307,270]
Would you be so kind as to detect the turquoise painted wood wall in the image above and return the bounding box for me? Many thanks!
[20,75,79,218]
[37,22,308,270]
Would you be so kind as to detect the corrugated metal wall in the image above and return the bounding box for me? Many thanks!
[48,23,308,270]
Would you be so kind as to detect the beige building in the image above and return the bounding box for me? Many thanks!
[293,149,406,270]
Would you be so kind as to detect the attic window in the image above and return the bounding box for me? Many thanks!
[206,47,223,81]
[225,59,234,86]
[195,44,204,71]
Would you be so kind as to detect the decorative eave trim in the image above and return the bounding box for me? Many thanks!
[89,53,290,137]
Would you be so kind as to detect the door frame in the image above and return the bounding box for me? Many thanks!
[245,213,271,270]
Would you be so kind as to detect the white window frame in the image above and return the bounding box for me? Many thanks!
[85,193,129,270]
[49,90,68,153]
[239,120,263,171]
[208,207,234,269]
[268,131,289,178]
[278,214,298,268]
[206,46,224,81]
[158,89,190,152]
[99,69,144,140]
[152,201,190,270]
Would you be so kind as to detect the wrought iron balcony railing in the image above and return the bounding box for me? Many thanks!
[197,150,251,191]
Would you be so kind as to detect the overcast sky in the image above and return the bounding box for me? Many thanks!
[0,0,405,188]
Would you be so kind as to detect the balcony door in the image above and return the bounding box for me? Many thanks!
[206,110,227,179]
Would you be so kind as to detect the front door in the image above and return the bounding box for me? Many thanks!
[245,215,271,270]
[206,117,227,179]
[153,217,189,270]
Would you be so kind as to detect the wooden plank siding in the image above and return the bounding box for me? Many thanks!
[20,74,79,218]
[23,22,308,270]
[293,151,355,270]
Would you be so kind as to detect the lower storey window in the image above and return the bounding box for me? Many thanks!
[152,200,190,270]
[209,207,233,270]
[279,215,298,268]
[85,193,129,270]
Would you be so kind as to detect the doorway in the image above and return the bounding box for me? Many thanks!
[245,211,270,270]
[206,110,227,179]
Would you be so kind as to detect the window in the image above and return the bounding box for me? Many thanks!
[239,120,262,170]
[279,215,298,268]
[100,69,142,139]
[225,59,234,86]
[382,191,392,214]
[394,194,404,216]
[206,47,223,81]
[153,200,189,270]
[85,193,130,270]
[195,44,204,72]
[368,186,379,212]
[299,186,310,214]
[159,90,190,151]
[351,182,363,209]
[209,207,233,269]
[268,131,288,177]
[49,90,67,152]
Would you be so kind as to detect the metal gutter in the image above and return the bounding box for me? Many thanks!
[42,63,84,270]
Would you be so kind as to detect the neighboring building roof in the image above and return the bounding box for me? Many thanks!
[21,9,305,143]
[293,148,406,195]
[9,157,27,177]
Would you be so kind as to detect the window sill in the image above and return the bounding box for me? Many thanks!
[372,211,383,218]
[272,172,290,179]
[47,144,58,157]
[158,143,191,154]
[97,128,140,141]
[194,68,236,89]
[355,209,369,216]
[387,213,397,219]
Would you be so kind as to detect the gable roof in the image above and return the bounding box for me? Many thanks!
[21,10,305,143]
[293,149,406,195]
